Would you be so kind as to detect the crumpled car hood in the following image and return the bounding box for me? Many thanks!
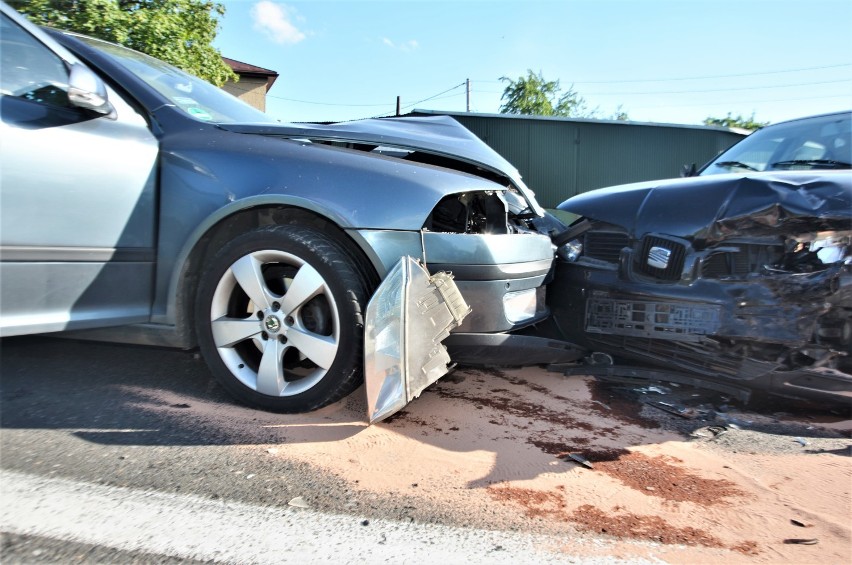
[218,115,544,216]
[559,170,852,242]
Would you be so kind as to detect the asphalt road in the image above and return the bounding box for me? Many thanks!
[0,336,641,564]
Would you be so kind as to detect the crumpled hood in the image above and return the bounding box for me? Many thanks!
[559,171,852,242]
[218,115,544,216]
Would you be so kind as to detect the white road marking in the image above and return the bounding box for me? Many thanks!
[0,470,651,564]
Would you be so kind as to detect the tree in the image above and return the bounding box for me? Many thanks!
[11,0,236,86]
[499,69,626,120]
[704,112,768,131]
[499,69,561,116]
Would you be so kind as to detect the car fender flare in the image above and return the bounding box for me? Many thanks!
[160,194,368,325]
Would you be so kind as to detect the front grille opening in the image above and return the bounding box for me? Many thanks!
[583,231,629,263]
[701,244,785,278]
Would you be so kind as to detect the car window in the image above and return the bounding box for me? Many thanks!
[71,34,278,125]
[701,113,852,175]
[0,12,71,108]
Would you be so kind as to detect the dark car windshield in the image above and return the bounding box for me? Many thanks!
[73,34,278,125]
[701,112,851,175]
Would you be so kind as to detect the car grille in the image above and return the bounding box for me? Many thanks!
[635,235,687,281]
[583,231,629,263]
[700,244,785,278]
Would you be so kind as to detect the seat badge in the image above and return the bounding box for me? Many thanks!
[647,246,671,269]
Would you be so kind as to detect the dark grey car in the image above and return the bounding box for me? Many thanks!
[544,111,852,405]
[0,3,558,418]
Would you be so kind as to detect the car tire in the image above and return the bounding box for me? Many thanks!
[195,225,369,412]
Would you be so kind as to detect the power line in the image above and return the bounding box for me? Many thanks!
[583,78,852,96]
[472,62,852,85]
[629,92,852,110]
[400,82,466,110]
[469,78,851,97]
[257,81,466,111]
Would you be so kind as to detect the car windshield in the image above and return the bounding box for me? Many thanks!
[701,112,851,175]
[74,34,278,125]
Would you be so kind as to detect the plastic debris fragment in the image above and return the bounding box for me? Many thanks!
[565,453,594,469]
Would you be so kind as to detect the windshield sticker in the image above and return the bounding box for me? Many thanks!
[187,107,213,121]
[174,96,197,106]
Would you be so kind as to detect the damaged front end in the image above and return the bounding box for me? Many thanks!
[547,172,852,405]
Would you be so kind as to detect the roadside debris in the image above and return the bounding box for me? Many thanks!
[690,426,728,440]
[646,401,705,419]
[288,496,310,509]
[564,453,594,469]
[783,538,819,545]
[791,519,814,528]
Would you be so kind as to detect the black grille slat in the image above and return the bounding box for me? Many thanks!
[583,232,629,263]
[700,244,785,278]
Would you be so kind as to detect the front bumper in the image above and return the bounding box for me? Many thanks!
[545,256,852,405]
[355,229,554,333]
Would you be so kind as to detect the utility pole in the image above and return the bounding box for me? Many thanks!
[396,96,401,116]
[466,78,470,112]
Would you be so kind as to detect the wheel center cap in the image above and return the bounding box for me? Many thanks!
[264,316,281,333]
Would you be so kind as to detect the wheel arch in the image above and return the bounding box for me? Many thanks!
[167,200,382,347]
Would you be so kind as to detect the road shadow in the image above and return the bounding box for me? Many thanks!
[0,336,367,447]
[2,335,849,491]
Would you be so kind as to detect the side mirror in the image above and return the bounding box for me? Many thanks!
[680,163,697,177]
[68,63,115,118]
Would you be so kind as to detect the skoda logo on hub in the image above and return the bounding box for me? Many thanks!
[264,316,281,333]
[647,246,672,270]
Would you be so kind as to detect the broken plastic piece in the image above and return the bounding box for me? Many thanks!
[790,519,814,528]
[364,256,470,424]
[783,538,818,545]
[636,386,671,395]
[646,400,700,419]
[288,496,309,508]
[565,453,594,469]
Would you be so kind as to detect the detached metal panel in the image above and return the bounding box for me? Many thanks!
[413,111,746,208]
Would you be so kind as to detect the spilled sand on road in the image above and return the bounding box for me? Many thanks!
[135,365,851,564]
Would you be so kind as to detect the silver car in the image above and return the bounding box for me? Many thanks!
[0,3,558,420]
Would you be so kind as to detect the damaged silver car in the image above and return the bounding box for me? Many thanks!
[0,3,556,422]
[545,111,852,405]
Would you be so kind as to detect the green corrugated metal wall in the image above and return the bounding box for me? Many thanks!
[412,111,746,209]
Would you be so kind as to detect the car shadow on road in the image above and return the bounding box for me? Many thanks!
[0,336,368,447]
[2,335,849,491]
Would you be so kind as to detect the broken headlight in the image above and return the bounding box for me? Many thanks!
[557,239,583,262]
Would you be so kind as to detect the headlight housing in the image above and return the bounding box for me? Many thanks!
[557,239,583,262]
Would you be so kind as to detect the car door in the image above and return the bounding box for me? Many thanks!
[0,8,159,336]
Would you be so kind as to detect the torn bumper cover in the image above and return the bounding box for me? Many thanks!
[546,171,852,405]
[364,256,470,423]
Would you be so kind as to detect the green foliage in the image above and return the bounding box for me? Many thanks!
[10,0,236,86]
[703,112,769,131]
[499,69,561,116]
[610,105,629,121]
[499,69,627,120]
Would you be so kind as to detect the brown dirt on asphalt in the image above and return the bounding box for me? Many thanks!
[137,364,852,564]
[593,451,745,504]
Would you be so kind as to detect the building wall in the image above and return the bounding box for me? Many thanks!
[413,112,746,209]
[222,77,268,112]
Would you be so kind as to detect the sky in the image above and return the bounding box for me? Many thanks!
[212,0,852,126]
